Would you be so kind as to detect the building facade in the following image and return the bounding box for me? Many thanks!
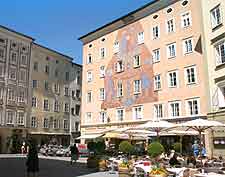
[29,43,82,146]
[79,0,210,143]
[201,0,225,157]
[0,25,34,153]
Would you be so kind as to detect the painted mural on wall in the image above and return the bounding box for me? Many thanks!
[101,22,158,111]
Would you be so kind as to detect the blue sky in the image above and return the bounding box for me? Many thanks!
[0,0,152,64]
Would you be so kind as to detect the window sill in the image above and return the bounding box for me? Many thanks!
[137,41,144,45]
[133,65,141,69]
[100,75,105,78]
[184,51,193,56]
[186,82,197,86]
[168,56,176,59]
[153,37,160,40]
[134,92,141,95]
[215,63,225,71]
[212,23,223,32]
[154,88,162,92]
[116,70,124,74]
[168,86,177,88]
[153,60,160,64]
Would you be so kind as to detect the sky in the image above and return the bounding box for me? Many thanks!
[0,0,152,65]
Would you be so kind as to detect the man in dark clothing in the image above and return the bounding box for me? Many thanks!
[70,144,79,165]
[169,153,181,167]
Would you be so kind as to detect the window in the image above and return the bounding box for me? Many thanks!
[113,41,119,53]
[43,99,49,111]
[117,109,124,121]
[76,71,81,85]
[53,119,58,129]
[17,112,24,125]
[75,105,80,116]
[54,83,60,94]
[100,66,105,78]
[181,12,192,28]
[31,117,37,128]
[64,87,69,96]
[169,101,181,117]
[87,71,93,82]
[21,55,27,65]
[44,81,49,91]
[7,88,15,101]
[99,88,105,100]
[18,90,25,103]
[152,49,160,63]
[154,104,163,118]
[152,25,160,39]
[168,70,178,87]
[86,112,92,123]
[33,62,38,71]
[217,86,225,108]
[87,91,92,103]
[63,120,69,130]
[43,118,49,128]
[32,97,37,107]
[7,111,14,124]
[133,106,143,120]
[211,5,222,29]
[133,55,141,68]
[186,98,200,115]
[185,66,197,84]
[45,65,49,75]
[154,75,161,90]
[54,100,60,112]
[183,38,193,54]
[32,80,37,88]
[65,72,69,81]
[0,87,4,99]
[100,47,106,58]
[64,103,69,113]
[11,52,17,64]
[115,60,124,73]
[167,43,176,58]
[215,41,225,66]
[76,90,80,98]
[100,111,107,123]
[167,19,175,33]
[137,31,144,44]
[55,69,58,77]
[71,107,75,115]
[0,48,5,59]
[0,64,4,77]
[87,54,92,64]
[117,80,123,97]
[19,70,26,82]
[9,67,16,80]
[75,122,79,132]
[134,80,141,94]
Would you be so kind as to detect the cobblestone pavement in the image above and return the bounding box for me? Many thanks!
[0,155,118,177]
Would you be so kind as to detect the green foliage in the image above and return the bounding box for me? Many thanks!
[87,142,96,151]
[147,141,164,158]
[119,141,134,154]
[172,142,182,153]
[95,141,106,154]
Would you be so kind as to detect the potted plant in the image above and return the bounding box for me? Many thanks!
[147,141,168,177]
[172,142,182,154]
[118,141,134,177]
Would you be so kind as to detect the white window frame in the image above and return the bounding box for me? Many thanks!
[19,69,26,82]
[87,71,93,82]
[116,108,125,121]
[115,60,124,73]
[10,51,17,64]
[117,80,123,97]
[183,38,193,54]
[185,65,197,85]
[100,47,106,59]
[154,104,163,119]
[166,18,175,33]
[17,111,25,125]
[99,88,105,100]
[215,41,225,66]
[210,5,222,29]
[87,53,92,64]
[186,98,200,116]
[18,90,25,103]
[152,48,160,63]
[113,41,120,53]
[134,80,141,94]
[154,74,161,90]
[43,99,49,111]
[167,42,176,58]
[100,66,105,78]
[87,91,92,103]
[137,31,144,44]
[32,80,38,88]
[7,110,15,125]
[9,67,16,80]
[43,118,49,128]
[132,105,143,120]
[133,54,141,68]
[21,54,27,66]
[152,25,160,39]
[31,116,37,128]
[54,100,60,112]
[86,112,92,123]
[181,11,192,28]
[100,111,107,123]
[7,88,15,101]
[64,86,69,96]
[168,70,178,88]
[0,47,5,61]
[64,103,70,113]
[169,101,181,117]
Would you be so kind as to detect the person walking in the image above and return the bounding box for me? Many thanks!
[26,140,39,177]
[70,144,79,165]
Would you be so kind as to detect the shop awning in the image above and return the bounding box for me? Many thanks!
[76,134,103,139]
[29,132,70,135]
[103,132,129,139]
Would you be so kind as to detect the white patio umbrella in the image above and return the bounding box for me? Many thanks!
[179,118,225,155]
[135,119,177,138]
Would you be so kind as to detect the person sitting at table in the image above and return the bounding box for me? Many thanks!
[169,153,181,167]
[187,155,196,168]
